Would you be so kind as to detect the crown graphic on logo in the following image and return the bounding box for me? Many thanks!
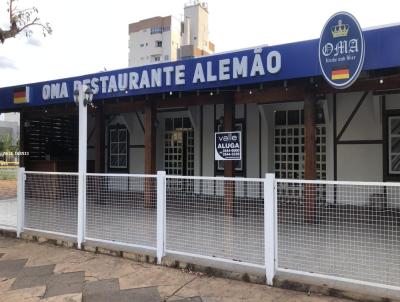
[331,19,349,38]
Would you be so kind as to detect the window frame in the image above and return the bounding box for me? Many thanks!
[107,124,129,173]
[388,115,400,175]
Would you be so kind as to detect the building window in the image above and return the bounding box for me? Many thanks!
[108,125,128,171]
[155,40,162,47]
[140,43,144,47]
[388,116,400,174]
[150,26,170,35]
[274,109,326,180]
[164,117,194,176]
[164,55,169,61]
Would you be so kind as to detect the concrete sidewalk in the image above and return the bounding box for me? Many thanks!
[0,236,351,302]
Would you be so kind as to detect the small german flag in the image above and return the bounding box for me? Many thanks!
[331,69,350,80]
[13,86,30,104]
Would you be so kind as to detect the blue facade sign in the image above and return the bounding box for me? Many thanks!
[1,21,400,111]
[319,12,365,89]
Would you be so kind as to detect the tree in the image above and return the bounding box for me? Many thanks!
[0,0,52,44]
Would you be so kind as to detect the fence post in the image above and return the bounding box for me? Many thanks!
[77,172,85,249]
[77,85,88,250]
[16,167,25,238]
[264,173,276,286]
[157,171,166,264]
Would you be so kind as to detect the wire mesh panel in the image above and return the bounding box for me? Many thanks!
[85,174,157,249]
[276,179,400,288]
[0,169,17,229]
[166,176,265,267]
[24,172,78,237]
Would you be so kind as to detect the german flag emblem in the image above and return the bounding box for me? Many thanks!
[13,86,30,104]
[331,69,350,80]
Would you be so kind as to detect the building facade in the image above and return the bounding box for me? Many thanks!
[128,1,215,67]
[0,19,399,185]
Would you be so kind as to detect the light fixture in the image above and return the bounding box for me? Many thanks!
[73,89,80,106]
[218,116,224,126]
[169,91,173,95]
[210,91,213,96]
[83,85,94,106]
[73,85,94,107]
[249,90,253,95]
[379,77,384,84]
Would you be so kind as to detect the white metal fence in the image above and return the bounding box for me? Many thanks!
[0,169,17,230]
[276,179,400,290]
[8,168,400,293]
[165,175,266,269]
[23,171,79,239]
[85,173,158,252]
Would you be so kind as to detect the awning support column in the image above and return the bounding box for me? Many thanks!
[94,104,105,173]
[224,96,235,216]
[304,92,317,223]
[144,100,156,208]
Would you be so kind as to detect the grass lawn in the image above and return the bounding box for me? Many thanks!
[0,168,17,180]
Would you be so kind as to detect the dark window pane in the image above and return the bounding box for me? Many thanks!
[183,117,191,128]
[119,156,127,167]
[288,110,300,125]
[165,118,173,131]
[119,142,127,153]
[275,111,286,126]
[110,143,118,154]
[110,130,117,142]
[110,155,118,167]
[392,138,400,153]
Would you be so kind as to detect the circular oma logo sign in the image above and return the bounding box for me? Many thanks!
[318,12,365,89]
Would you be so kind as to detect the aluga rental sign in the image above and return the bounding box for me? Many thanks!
[215,131,242,161]
[319,12,365,89]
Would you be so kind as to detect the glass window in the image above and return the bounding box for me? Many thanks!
[274,109,327,180]
[288,110,300,125]
[109,127,128,170]
[388,116,400,174]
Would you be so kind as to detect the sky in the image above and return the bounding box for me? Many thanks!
[0,0,399,88]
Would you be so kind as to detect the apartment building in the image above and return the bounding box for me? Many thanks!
[128,1,215,67]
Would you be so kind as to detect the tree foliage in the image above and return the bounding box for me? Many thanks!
[0,134,16,152]
[0,0,52,44]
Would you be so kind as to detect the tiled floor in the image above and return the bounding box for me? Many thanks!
[0,236,352,302]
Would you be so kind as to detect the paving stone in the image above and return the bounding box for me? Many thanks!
[10,264,55,290]
[82,278,120,301]
[83,286,161,302]
[0,259,27,278]
[44,271,85,298]
[174,297,203,302]
[10,274,50,290]
[118,287,161,302]
[17,264,55,278]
